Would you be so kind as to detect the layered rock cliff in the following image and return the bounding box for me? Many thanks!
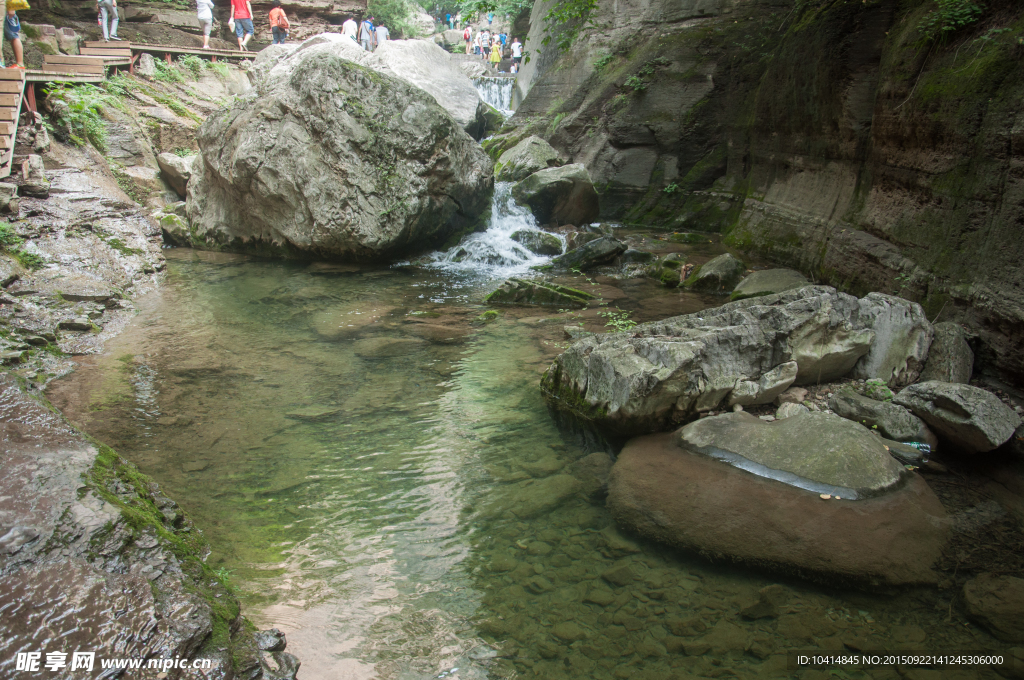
[497,0,1024,385]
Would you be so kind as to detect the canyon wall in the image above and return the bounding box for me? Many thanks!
[496,0,1024,384]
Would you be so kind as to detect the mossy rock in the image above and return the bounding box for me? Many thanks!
[682,253,745,294]
[511,229,562,256]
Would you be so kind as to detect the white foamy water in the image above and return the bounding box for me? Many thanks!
[472,76,514,115]
[427,182,564,279]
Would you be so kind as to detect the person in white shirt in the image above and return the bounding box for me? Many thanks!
[342,16,358,43]
[510,38,522,74]
[196,0,214,48]
[375,23,389,46]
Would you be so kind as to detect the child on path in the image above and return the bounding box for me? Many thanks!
[489,39,500,68]
[269,0,289,44]
[4,2,22,68]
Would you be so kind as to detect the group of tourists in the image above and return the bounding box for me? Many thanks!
[189,0,292,50]
[341,15,389,51]
[463,25,522,73]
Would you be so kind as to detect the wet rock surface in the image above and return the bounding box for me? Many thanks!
[609,431,949,586]
[511,164,600,227]
[187,41,493,260]
[919,321,974,384]
[485,278,597,307]
[894,381,1022,453]
[551,235,626,271]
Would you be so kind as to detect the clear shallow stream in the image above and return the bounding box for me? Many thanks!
[48,243,1005,680]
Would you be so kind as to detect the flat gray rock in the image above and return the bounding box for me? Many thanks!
[679,411,906,497]
[730,268,809,301]
[894,381,1022,453]
[551,236,625,271]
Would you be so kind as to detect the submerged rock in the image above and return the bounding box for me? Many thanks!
[683,253,745,294]
[919,321,973,384]
[730,268,809,301]
[962,574,1024,642]
[829,388,937,446]
[648,253,686,287]
[551,236,626,271]
[511,164,600,226]
[893,381,1022,453]
[485,278,597,307]
[608,431,948,586]
[187,45,493,261]
[495,136,563,182]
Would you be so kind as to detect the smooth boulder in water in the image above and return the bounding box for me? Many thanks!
[511,164,600,227]
[510,230,562,256]
[485,278,596,307]
[495,136,563,182]
[607,417,949,586]
[551,236,626,271]
[682,253,745,294]
[186,47,493,261]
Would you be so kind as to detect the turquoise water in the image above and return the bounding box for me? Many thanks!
[50,249,1005,680]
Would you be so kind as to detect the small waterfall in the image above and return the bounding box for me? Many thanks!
[427,182,564,278]
[473,76,514,115]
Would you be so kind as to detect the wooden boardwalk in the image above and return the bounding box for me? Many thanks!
[0,69,25,179]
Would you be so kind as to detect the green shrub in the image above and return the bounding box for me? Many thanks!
[43,83,120,150]
[918,0,985,40]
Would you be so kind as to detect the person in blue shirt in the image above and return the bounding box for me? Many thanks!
[487,11,493,24]
[499,32,506,47]
[446,12,451,28]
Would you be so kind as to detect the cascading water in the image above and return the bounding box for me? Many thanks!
[427,182,564,278]
[472,76,514,115]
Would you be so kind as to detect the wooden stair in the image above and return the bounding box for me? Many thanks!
[0,69,25,179]
[41,54,105,76]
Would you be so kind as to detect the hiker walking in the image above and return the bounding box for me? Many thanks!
[510,37,522,74]
[374,21,389,47]
[96,0,121,41]
[359,15,375,51]
[269,0,289,44]
[4,0,24,68]
[230,0,254,50]
[463,24,471,54]
[342,15,357,43]
[196,0,214,48]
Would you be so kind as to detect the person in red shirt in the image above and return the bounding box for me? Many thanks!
[230,0,254,51]
[269,0,289,44]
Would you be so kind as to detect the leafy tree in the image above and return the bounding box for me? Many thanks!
[369,0,422,37]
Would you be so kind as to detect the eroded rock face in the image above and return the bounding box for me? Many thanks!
[485,278,597,307]
[608,432,948,587]
[851,293,932,388]
[511,164,600,226]
[541,286,942,435]
[187,49,493,260]
[495,136,563,182]
[893,381,1022,453]
[542,287,875,434]
[156,152,195,199]
[919,321,973,384]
